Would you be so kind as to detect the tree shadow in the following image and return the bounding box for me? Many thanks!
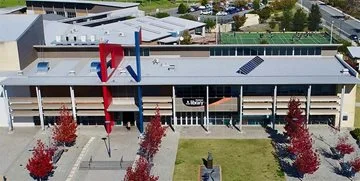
[318,147,336,159]
[202,158,207,167]
[264,126,300,178]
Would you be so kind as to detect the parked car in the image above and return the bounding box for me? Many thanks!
[205,4,213,9]
[226,8,239,14]
[200,9,213,15]
[198,5,206,10]
[216,11,228,16]
[350,34,359,41]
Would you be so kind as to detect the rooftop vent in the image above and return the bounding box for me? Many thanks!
[341,68,350,75]
[36,62,49,73]
[68,70,76,76]
[168,65,175,71]
[119,32,125,37]
[55,35,61,43]
[80,35,86,42]
[90,61,101,72]
[152,58,159,65]
[90,35,96,42]
[17,71,23,76]
[105,30,110,35]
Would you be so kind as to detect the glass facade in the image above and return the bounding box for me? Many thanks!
[210,46,322,56]
[124,48,150,56]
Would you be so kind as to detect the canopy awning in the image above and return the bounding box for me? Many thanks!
[12,110,39,117]
[77,110,105,116]
[107,104,138,112]
[243,96,272,102]
[243,109,272,116]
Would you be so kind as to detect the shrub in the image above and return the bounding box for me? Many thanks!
[179,14,197,21]
[178,3,188,14]
[350,128,360,141]
[269,21,277,29]
[154,12,170,18]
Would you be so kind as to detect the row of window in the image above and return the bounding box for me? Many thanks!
[210,47,322,56]
[45,11,76,18]
[175,85,336,97]
[123,48,150,56]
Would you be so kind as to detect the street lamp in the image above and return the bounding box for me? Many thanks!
[330,20,334,44]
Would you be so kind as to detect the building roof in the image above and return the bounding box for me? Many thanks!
[0,15,40,42]
[100,16,205,42]
[106,56,359,85]
[43,20,135,45]
[1,55,359,86]
[320,4,345,18]
[41,14,67,21]
[0,6,26,15]
[347,47,360,58]
[27,0,139,8]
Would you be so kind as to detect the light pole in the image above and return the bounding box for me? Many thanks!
[330,20,334,44]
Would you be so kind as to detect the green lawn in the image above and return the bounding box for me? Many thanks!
[173,139,285,181]
[0,0,26,8]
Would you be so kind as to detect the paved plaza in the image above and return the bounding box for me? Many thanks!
[1,125,360,181]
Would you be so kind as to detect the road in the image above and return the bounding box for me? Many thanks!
[299,0,360,41]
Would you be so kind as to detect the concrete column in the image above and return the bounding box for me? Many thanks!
[273,85,277,129]
[36,86,45,130]
[339,85,346,130]
[292,47,295,56]
[69,86,77,121]
[202,27,206,36]
[172,86,176,126]
[306,85,312,125]
[3,86,13,131]
[239,85,243,130]
[206,85,209,131]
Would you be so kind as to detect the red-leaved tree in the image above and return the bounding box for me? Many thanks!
[351,157,360,173]
[288,127,312,155]
[284,98,320,177]
[140,108,167,161]
[124,156,159,181]
[284,98,306,139]
[26,140,54,181]
[53,105,77,146]
[335,136,354,159]
[294,149,320,175]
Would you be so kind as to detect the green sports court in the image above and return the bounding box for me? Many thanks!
[220,32,337,44]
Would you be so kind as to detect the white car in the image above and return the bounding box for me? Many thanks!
[198,5,206,10]
[200,10,212,15]
[216,11,228,16]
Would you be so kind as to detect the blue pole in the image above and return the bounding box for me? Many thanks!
[135,31,141,82]
[137,85,143,133]
[135,31,143,133]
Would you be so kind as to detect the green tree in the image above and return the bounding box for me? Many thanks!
[271,0,297,10]
[262,0,268,5]
[154,12,170,18]
[269,20,277,29]
[292,9,307,31]
[204,18,216,32]
[213,2,221,14]
[257,6,271,23]
[338,40,351,53]
[308,4,322,31]
[253,0,260,10]
[178,3,188,14]
[232,14,247,31]
[180,30,192,45]
[179,14,197,21]
[200,0,208,6]
[280,9,293,31]
[234,0,247,8]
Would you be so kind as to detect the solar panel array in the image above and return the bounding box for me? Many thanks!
[237,56,264,75]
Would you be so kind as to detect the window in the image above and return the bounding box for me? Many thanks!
[67,11,76,18]
[315,47,321,55]
[266,47,272,55]
[342,114,348,121]
[294,47,301,55]
[56,11,65,17]
[257,47,264,55]
[237,48,243,56]
[243,48,250,55]
[301,48,308,55]
[45,10,54,14]
[279,47,287,55]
